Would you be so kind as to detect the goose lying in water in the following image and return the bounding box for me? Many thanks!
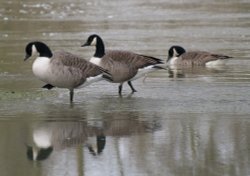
[167,45,232,67]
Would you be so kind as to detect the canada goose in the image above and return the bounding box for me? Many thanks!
[81,34,164,95]
[24,41,112,102]
[167,45,232,67]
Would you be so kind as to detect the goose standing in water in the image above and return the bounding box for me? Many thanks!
[81,34,164,95]
[24,41,112,102]
[167,45,232,67]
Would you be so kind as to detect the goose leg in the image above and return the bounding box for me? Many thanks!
[128,81,137,93]
[118,83,123,95]
[69,89,74,103]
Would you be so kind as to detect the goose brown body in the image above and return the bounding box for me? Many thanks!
[98,50,162,83]
[82,34,164,94]
[47,51,110,88]
[173,51,231,66]
[25,41,112,102]
[167,45,232,66]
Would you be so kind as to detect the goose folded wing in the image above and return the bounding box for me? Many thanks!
[53,51,109,77]
[105,50,163,69]
[180,51,230,65]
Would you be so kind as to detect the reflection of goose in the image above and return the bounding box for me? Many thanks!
[24,41,112,102]
[81,34,164,95]
[86,135,106,156]
[27,146,53,161]
[26,128,53,161]
[26,121,107,160]
[167,45,232,67]
[168,65,230,79]
[26,102,161,161]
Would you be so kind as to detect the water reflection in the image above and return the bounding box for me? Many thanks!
[158,115,250,176]
[167,65,230,79]
[26,121,106,161]
[24,104,161,163]
[0,102,249,176]
[86,135,106,156]
[26,124,54,161]
[13,114,248,176]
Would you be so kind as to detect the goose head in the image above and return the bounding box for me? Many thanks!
[81,34,101,47]
[24,41,53,61]
[81,34,105,58]
[26,145,53,161]
[86,135,106,156]
[167,45,186,62]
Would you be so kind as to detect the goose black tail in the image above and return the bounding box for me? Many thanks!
[211,54,233,60]
[139,54,164,64]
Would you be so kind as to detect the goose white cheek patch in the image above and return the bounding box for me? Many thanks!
[91,37,97,46]
[32,44,38,56]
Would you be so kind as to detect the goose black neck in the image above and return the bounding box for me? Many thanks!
[40,47,53,58]
[34,42,53,58]
[40,51,53,58]
[94,37,105,58]
[36,42,53,58]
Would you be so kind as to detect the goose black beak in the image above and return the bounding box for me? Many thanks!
[24,54,30,61]
[81,42,89,47]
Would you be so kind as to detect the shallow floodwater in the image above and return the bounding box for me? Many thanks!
[0,0,250,176]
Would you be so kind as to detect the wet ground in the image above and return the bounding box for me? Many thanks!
[0,0,250,176]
